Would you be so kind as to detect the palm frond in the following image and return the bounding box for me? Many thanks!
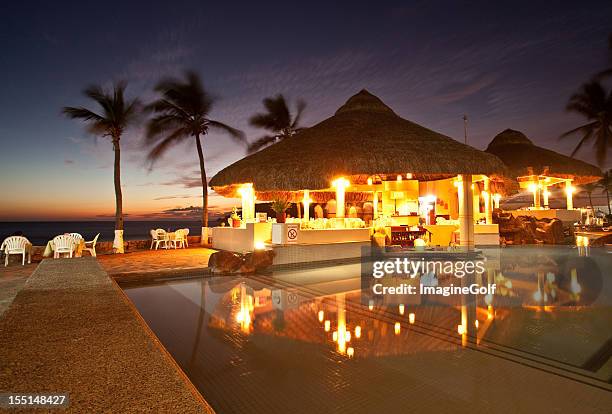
[146,128,191,163]
[62,106,105,122]
[146,114,188,142]
[569,129,594,157]
[560,122,598,139]
[208,120,246,144]
[249,113,279,130]
[291,99,306,129]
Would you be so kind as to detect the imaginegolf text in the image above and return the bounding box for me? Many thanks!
[372,283,497,297]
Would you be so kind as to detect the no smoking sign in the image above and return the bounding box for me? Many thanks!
[286,224,299,244]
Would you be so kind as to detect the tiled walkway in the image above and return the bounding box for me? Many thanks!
[98,247,216,276]
[0,262,38,317]
[0,258,213,413]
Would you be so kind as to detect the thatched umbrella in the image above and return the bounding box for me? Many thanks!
[485,129,602,185]
[211,90,506,198]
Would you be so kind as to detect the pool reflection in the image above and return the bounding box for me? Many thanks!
[122,246,612,414]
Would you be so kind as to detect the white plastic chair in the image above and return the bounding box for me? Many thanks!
[2,236,31,266]
[83,233,100,257]
[53,235,75,258]
[182,228,190,247]
[150,229,167,250]
[69,233,83,242]
[169,229,186,249]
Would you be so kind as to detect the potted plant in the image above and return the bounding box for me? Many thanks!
[271,198,290,223]
[230,207,241,228]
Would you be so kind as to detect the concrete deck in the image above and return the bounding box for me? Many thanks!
[98,246,216,277]
[0,258,213,413]
[0,262,38,317]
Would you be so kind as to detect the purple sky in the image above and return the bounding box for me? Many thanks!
[0,0,610,220]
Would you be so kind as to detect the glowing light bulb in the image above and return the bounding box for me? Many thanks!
[406,173,413,179]
[324,320,331,332]
[408,313,415,324]
[318,310,324,322]
[254,241,266,250]
[394,322,401,335]
[397,175,402,182]
[457,324,466,335]
[398,304,405,315]
[332,331,338,341]
[474,320,479,329]
[367,177,373,186]
[355,326,361,338]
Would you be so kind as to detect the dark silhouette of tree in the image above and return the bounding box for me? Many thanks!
[247,94,306,154]
[145,71,245,227]
[63,82,140,250]
[597,169,612,215]
[560,81,612,167]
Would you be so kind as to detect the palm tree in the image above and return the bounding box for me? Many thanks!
[247,94,306,154]
[597,169,612,215]
[560,81,612,167]
[582,182,598,213]
[63,82,140,253]
[145,71,245,234]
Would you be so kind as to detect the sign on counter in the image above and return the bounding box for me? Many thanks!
[286,223,299,244]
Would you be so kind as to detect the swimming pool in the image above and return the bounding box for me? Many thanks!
[121,246,612,413]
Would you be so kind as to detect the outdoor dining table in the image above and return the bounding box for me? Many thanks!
[163,232,179,248]
[43,237,85,257]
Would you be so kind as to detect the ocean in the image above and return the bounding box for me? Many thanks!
[0,221,206,245]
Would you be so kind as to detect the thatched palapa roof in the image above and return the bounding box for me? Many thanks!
[485,129,602,184]
[210,90,506,197]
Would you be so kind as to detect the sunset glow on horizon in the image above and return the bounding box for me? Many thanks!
[1,1,610,221]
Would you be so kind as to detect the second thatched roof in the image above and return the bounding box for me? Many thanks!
[485,129,602,184]
[210,90,506,197]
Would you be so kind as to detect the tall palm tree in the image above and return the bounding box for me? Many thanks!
[247,94,306,154]
[597,169,612,215]
[63,82,140,253]
[560,81,612,167]
[145,71,245,233]
[582,182,598,213]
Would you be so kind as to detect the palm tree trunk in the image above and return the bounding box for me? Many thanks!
[112,137,124,253]
[113,138,123,230]
[195,133,208,227]
[606,189,611,215]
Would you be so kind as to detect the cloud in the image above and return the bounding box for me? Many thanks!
[153,194,197,201]
[431,74,498,104]
[160,170,207,188]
